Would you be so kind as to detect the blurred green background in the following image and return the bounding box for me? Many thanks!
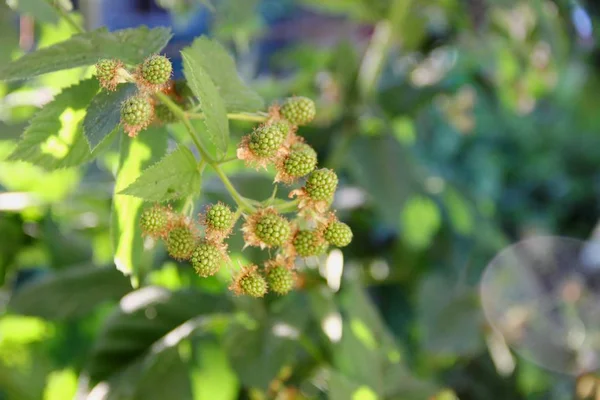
[2,0,600,399]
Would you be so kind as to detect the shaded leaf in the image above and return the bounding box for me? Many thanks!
[182,47,230,154]
[7,79,99,169]
[86,286,232,382]
[8,265,131,320]
[183,36,264,112]
[120,146,201,202]
[111,127,167,278]
[84,83,137,151]
[0,27,172,81]
[7,0,58,24]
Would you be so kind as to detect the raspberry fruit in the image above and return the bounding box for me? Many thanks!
[254,213,291,247]
[305,169,338,201]
[280,96,316,126]
[266,265,295,295]
[205,202,233,231]
[231,266,267,297]
[166,224,196,260]
[293,230,327,257]
[140,55,172,86]
[121,95,153,137]
[154,103,177,124]
[95,59,122,91]
[324,221,353,247]
[140,205,170,238]
[248,121,289,158]
[190,241,223,277]
[283,145,317,178]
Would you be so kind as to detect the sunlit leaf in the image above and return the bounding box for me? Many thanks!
[400,195,441,249]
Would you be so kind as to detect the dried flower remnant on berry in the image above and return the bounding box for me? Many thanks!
[293,229,328,257]
[95,59,123,91]
[121,95,154,137]
[190,241,226,277]
[230,265,268,297]
[237,121,291,168]
[139,54,172,88]
[265,264,295,295]
[242,208,291,249]
[140,204,171,238]
[165,220,197,260]
[275,142,318,184]
[280,96,316,126]
[201,202,234,241]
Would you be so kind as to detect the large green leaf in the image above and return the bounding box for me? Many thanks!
[225,293,310,390]
[119,146,201,202]
[183,37,264,112]
[7,79,99,169]
[182,46,230,155]
[85,286,232,382]
[8,265,131,320]
[7,0,58,24]
[0,27,172,81]
[111,127,167,279]
[83,83,138,151]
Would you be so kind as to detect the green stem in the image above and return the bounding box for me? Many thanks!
[217,155,240,165]
[52,4,84,34]
[187,112,268,123]
[273,199,299,214]
[154,92,256,213]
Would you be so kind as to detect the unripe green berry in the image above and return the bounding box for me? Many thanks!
[205,203,233,231]
[121,96,153,127]
[154,103,177,123]
[283,146,317,178]
[291,142,317,158]
[248,121,289,158]
[305,168,338,201]
[95,59,121,90]
[293,230,327,257]
[140,55,172,85]
[266,266,295,295]
[166,226,196,260]
[324,221,353,247]
[239,270,268,297]
[255,213,291,247]
[140,206,169,238]
[280,96,316,126]
[190,242,222,277]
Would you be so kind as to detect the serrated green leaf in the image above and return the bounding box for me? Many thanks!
[7,79,99,170]
[7,0,58,24]
[183,36,264,112]
[0,26,172,81]
[86,286,232,382]
[120,146,201,202]
[111,128,167,278]
[182,49,229,154]
[8,265,131,321]
[83,83,138,151]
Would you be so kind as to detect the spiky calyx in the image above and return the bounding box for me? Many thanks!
[280,96,316,126]
[140,205,171,238]
[266,265,295,295]
[140,55,172,86]
[154,103,177,124]
[166,223,197,260]
[305,169,338,201]
[242,208,291,249]
[293,229,328,257]
[230,265,267,297]
[324,220,353,247]
[121,96,154,137]
[95,59,123,91]
[190,241,224,277]
[248,121,289,158]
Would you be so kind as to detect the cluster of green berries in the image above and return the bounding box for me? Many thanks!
[94,54,180,137]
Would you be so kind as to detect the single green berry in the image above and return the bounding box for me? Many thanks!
[141,55,172,85]
[248,121,289,158]
[283,146,318,178]
[190,242,223,277]
[95,59,121,90]
[140,206,170,238]
[205,203,233,231]
[255,213,291,247]
[154,103,177,123]
[293,230,327,257]
[280,96,316,126]
[239,270,268,297]
[166,225,196,260]
[324,221,353,247]
[121,96,153,127]
[305,168,338,201]
[266,266,295,295]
